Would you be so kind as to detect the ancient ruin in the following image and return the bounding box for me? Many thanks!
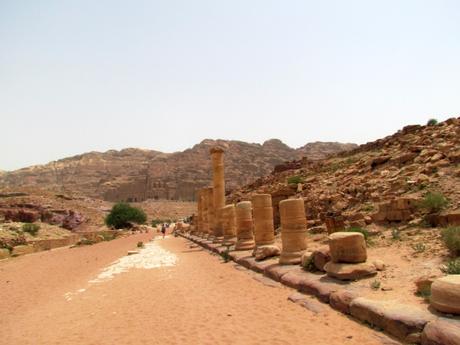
[251,194,280,260]
[210,147,225,243]
[279,198,307,264]
[221,204,237,246]
[234,201,256,251]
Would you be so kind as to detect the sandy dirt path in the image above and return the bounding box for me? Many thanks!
[0,233,399,345]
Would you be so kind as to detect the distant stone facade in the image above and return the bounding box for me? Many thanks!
[103,177,204,202]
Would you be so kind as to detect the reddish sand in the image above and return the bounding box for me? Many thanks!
[0,233,399,345]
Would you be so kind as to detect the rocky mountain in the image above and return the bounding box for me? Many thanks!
[0,140,356,202]
[229,118,460,230]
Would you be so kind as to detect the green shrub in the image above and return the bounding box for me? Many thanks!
[370,280,381,290]
[137,241,144,248]
[77,238,95,246]
[412,243,426,253]
[345,227,369,240]
[302,255,317,272]
[427,118,438,126]
[105,203,147,229]
[442,226,460,256]
[419,192,448,213]
[21,223,40,236]
[287,175,304,185]
[443,258,460,274]
[391,229,401,240]
[220,247,231,263]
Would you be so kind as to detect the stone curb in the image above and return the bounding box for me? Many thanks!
[180,233,459,345]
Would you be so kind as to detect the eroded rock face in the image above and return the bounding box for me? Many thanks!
[0,140,355,202]
[422,319,460,345]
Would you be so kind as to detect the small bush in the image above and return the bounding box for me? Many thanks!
[137,241,144,248]
[391,229,401,241]
[77,238,95,246]
[416,286,431,302]
[370,280,381,290]
[345,227,369,240]
[105,203,147,229]
[412,243,426,253]
[427,118,438,126]
[21,223,40,236]
[303,256,318,272]
[220,247,231,263]
[419,192,448,213]
[443,258,460,274]
[442,226,460,256]
[362,203,374,212]
[287,175,304,185]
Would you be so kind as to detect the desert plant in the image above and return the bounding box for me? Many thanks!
[362,203,374,212]
[419,192,448,213]
[76,238,95,246]
[412,243,426,253]
[443,258,460,274]
[391,229,401,241]
[301,255,317,272]
[427,118,438,126]
[105,203,147,229]
[441,226,460,256]
[287,175,304,185]
[345,227,369,240]
[416,286,432,302]
[370,280,381,290]
[220,246,231,263]
[21,223,40,236]
[137,241,144,248]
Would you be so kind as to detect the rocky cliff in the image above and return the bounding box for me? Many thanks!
[229,118,460,230]
[0,140,356,202]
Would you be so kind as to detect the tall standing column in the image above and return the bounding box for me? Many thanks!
[210,147,225,243]
[194,189,202,236]
[279,198,307,265]
[235,201,256,251]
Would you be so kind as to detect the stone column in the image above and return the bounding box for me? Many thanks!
[205,187,214,239]
[235,201,255,251]
[210,147,225,243]
[194,189,202,236]
[279,198,307,265]
[222,204,237,246]
[252,194,280,260]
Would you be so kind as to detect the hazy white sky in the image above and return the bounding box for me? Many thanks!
[1,0,459,171]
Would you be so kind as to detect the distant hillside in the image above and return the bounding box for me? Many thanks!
[0,140,356,201]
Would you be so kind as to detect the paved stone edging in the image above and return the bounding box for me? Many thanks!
[180,233,460,345]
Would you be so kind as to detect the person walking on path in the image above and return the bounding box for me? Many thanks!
[161,223,166,238]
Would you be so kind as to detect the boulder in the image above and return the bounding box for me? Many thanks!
[430,275,460,315]
[422,318,460,345]
[324,262,376,280]
[312,246,331,271]
[328,232,367,263]
[253,245,280,261]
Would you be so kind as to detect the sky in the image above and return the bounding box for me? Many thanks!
[1,0,459,171]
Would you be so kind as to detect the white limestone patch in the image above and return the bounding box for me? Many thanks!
[64,240,177,301]
[89,241,177,283]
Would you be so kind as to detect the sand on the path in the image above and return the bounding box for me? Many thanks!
[0,234,400,345]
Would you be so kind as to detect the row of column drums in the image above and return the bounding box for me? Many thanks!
[194,190,308,265]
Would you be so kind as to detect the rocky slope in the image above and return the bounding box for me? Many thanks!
[0,140,356,202]
[229,118,460,230]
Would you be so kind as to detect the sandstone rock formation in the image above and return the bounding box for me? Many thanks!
[0,140,356,202]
